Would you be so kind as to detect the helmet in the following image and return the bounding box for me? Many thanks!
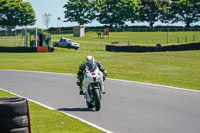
[85,56,95,70]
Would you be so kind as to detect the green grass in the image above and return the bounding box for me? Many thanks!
[52,31,200,48]
[0,89,103,133]
[0,48,200,91]
[1,31,200,49]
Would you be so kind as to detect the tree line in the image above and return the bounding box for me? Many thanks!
[63,0,200,28]
[1,0,199,29]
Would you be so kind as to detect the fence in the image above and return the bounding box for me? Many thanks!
[48,27,200,47]
[0,27,53,47]
[1,26,200,52]
[0,27,39,47]
[76,42,106,51]
[85,27,200,32]
[0,26,55,52]
[0,27,25,47]
[48,27,200,35]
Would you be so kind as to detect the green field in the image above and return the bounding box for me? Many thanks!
[1,31,200,49]
[52,31,200,49]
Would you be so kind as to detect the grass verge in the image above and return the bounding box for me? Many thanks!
[0,89,103,133]
[0,48,200,91]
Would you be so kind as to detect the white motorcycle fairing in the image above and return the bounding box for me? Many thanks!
[82,65,104,111]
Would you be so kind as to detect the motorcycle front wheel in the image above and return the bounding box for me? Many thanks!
[86,100,94,108]
[93,89,101,111]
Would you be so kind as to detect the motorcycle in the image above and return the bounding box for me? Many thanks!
[82,62,105,111]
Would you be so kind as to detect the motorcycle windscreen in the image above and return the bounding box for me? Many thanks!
[86,61,97,72]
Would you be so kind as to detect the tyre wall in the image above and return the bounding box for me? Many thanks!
[106,42,200,52]
[0,97,31,133]
[0,47,54,53]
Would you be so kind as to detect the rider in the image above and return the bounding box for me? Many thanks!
[76,56,107,95]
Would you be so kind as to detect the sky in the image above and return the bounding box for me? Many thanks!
[24,0,200,29]
[24,0,105,28]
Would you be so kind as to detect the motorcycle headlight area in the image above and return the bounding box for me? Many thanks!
[96,75,102,81]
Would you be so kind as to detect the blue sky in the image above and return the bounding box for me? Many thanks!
[24,0,200,29]
[24,0,104,28]
[23,0,78,28]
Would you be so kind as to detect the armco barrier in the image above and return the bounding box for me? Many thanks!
[106,42,200,52]
[0,47,54,53]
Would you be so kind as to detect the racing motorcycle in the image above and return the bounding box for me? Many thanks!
[82,62,105,111]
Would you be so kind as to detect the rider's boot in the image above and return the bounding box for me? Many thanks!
[102,89,106,94]
[79,87,83,95]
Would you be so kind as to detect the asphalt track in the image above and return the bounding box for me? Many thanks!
[0,70,200,133]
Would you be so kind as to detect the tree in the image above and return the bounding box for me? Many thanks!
[0,0,36,27]
[18,2,36,26]
[139,0,170,28]
[42,13,52,29]
[90,0,105,19]
[97,0,140,28]
[170,0,200,27]
[158,0,171,24]
[63,0,95,25]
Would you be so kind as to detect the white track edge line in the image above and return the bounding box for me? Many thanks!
[0,88,113,133]
[1,69,200,93]
[107,78,200,93]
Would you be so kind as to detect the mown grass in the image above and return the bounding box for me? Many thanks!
[1,31,200,49]
[0,48,200,91]
[52,31,200,47]
[0,89,103,133]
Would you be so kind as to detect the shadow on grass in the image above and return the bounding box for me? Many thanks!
[58,108,95,112]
